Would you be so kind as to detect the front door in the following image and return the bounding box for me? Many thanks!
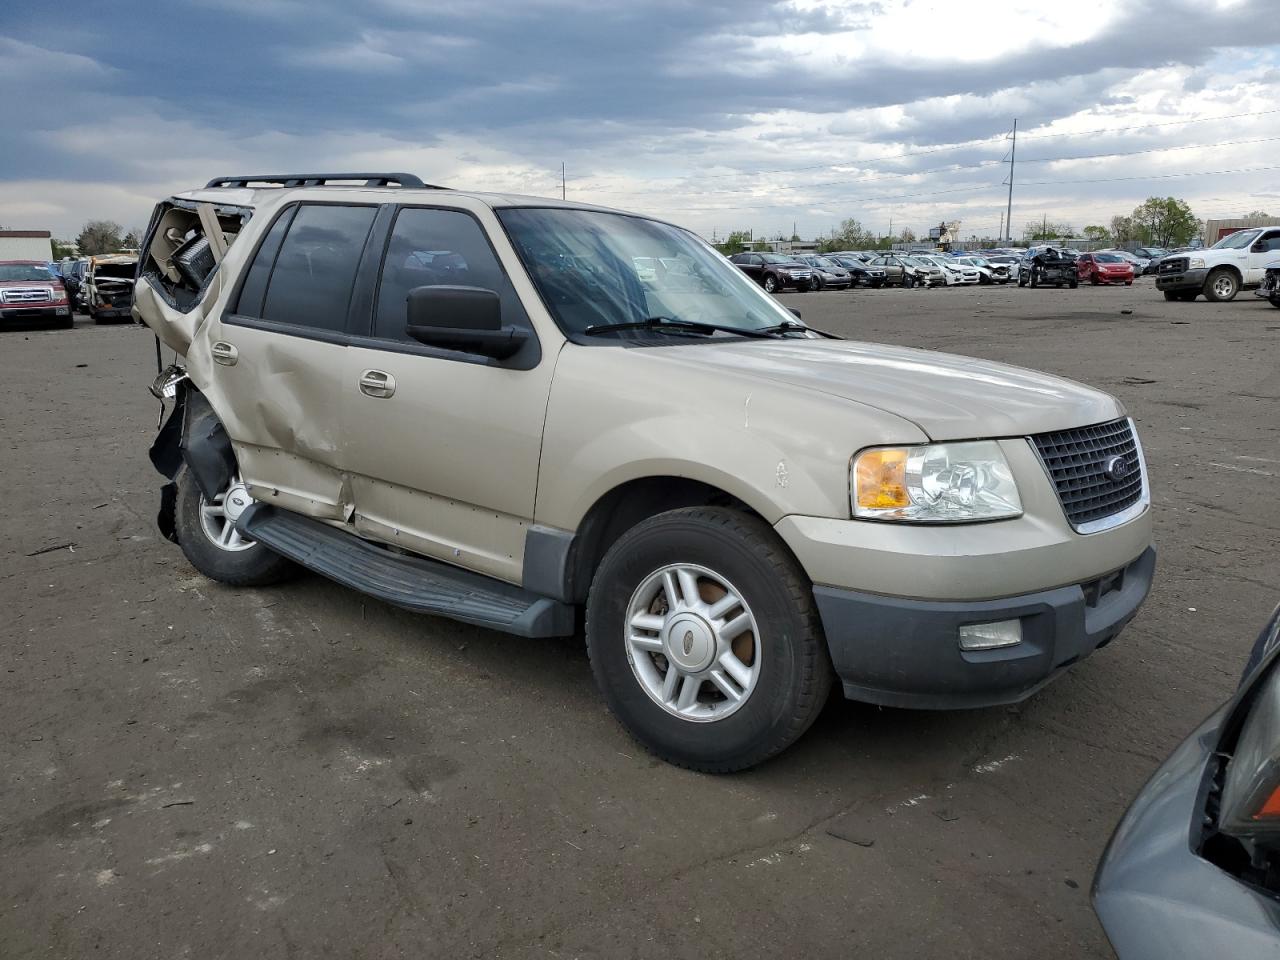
[340,205,556,585]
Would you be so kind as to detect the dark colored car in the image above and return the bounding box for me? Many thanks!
[60,259,87,305]
[796,255,852,290]
[0,260,73,328]
[825,254,887,287]
[1133,247,1170,275]
[1018,248,1079,288]
[1094,604,1280,959]
[727,253,813,293]
[1077,253,1135,286]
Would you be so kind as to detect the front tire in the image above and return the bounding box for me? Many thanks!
[174,467,295,587]
[585,507,832,773]
[902,272,915,288]
[763,274,778,294]
[1204,269,1239,302]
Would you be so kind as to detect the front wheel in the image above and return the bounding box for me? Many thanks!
[585,507,832,773]
[1204,269,1239,302]
[174,467,295,587]
[1164,291,1179,301]
[902,273,914,288]
[762,274,778,294]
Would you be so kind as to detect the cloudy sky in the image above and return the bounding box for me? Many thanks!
[3,0,1278,242]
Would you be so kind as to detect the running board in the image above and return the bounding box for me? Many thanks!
[237,504,575,638]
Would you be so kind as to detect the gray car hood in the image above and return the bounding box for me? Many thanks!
[658,338,1122,441]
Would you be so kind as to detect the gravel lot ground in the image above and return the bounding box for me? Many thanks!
[4,281,1279,960]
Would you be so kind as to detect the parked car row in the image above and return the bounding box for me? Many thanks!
[28,254,140,325]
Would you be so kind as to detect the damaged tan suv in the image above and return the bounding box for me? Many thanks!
[135,172,1155,772]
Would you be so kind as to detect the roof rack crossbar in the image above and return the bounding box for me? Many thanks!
[204,173,438,189]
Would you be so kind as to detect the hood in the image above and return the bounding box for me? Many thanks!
[0,278,58,288]
[653,338,1121,440]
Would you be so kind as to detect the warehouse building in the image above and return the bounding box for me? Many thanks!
[1203,217,1280,246]
[0,230,54,260]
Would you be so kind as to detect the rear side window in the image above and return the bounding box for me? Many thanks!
[243,204,377,332]
[235,206,296,318]
[372,207,526,343]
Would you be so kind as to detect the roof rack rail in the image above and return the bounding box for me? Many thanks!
[204,173,439,189]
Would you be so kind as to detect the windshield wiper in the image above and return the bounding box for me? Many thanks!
[755,318,842,340]
[583,316,777,338]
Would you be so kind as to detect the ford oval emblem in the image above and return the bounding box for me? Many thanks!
[682,630,695,656]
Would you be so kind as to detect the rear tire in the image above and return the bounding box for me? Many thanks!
[174,467,295,587]
[1163,291,1179,301]
[585,507,833,773]
[902,273,914,288]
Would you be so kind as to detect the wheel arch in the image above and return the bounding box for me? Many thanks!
[525,475,776,604]
[149,382,237,540]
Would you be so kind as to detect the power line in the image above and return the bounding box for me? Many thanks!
[1017,163,1280,188]
[566,108,1280,187]
[1017,108,1280,141]
[1018,135,1280,165]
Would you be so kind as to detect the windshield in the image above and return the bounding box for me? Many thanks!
[498,208,798,338]
[812,257,838,269]
[1213,230,1260,250]
[1094,253,1122,263]
[0,264,54,282]
[759,254,796,264]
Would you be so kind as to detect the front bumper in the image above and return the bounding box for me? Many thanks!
[1156,268,1207,292]
[0,305,70,321]
[92,304,132,318]
[812,546,1154,709]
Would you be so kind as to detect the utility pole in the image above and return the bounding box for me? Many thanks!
[561,162,566,200]
[998,211,1004,243]
[1005,118,1017,242]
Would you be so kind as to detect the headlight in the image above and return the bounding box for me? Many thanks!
[1189,257,1205,269]
[852,441,1022,522]
[52,288,68,302]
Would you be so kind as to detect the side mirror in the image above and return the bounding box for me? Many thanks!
[405,285,527,360]
[788,307,802,321]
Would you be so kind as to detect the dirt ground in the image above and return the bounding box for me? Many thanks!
[4,280,1279,960]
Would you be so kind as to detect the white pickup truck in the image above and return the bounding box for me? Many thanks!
[1156,226,1280,302]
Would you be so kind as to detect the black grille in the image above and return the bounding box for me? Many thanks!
[1032,419,1144,529]
[1160,257,1187,274]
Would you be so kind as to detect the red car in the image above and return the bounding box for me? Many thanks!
[0,260,73,328]
[1077,252,1135,286]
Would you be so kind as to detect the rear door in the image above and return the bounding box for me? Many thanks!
[339,204,555,585]
[204,201,380,520]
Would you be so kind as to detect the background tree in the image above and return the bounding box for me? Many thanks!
[817,217,876,253]
[713,230,752,255]
[1247,210,1272,218]
[898,227,916,244]
[1022,220,1073,242]
[1109,215,1137,244]
[1130,197,1201,248]
[50,239,76,259]
[122,229,142,251]
[75,220,124,256]
[1082,225,1111,245]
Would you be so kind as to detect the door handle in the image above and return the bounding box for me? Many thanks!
[211,341,238,366]
[359,369,396,398]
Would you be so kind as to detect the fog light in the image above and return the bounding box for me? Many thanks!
[959,619,1023,651]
